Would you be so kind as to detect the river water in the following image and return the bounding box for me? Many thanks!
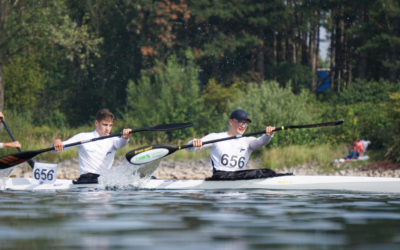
[1,188,400,250]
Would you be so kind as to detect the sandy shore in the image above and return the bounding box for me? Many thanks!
[9,157,400,180]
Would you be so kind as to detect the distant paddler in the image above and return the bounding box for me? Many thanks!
[186,109,278,180]
[52,109,132,184]
[0,112,22,149]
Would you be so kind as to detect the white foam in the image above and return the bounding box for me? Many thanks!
[98,159,161,190]
[0,168,14,190]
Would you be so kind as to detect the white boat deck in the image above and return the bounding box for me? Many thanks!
[4,175,400,193]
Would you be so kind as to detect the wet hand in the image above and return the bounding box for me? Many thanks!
[266,126,275,136]
[122,129,132,139]
[54,139,64,152]
[193,139,203,149]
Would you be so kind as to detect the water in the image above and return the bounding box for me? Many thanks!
[2,162,400,249]
[1,189,400,249]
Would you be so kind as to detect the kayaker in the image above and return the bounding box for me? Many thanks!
[52,109,132,184]
[185,109,278,180]
[0,112,22,149]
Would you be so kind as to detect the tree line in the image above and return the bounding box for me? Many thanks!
[0,0,399,126]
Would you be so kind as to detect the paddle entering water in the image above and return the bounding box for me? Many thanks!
[0,122,194,170]
[1,118,35,169]
[126,120,344,165]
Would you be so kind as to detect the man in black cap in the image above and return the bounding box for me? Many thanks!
[185,109,277,180]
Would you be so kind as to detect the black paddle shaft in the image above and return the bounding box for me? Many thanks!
[126,120,344,165]
[0,122,195,170]
[1,118,36,168]
[179,120,344,150]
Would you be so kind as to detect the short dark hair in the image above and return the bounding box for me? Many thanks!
[96,109,114,122]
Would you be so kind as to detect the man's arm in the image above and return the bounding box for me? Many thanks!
[248,126,275,150]
[51,133,85,153]
[113,128,132,149]
[0,141,22,149]
[0,112,23,149]
[185,133,219,152]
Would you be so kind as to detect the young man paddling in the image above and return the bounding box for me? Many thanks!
[186,109,279,180]
[52,109,132,184]
[0,112,22,149]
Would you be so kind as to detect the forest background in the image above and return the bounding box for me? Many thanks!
[0,0,400,168]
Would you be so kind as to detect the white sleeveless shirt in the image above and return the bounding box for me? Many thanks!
[186,132,273,172]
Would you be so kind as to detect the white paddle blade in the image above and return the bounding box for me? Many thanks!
[129,148,170,165]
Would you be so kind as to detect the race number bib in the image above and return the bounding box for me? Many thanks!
[31,163,58,184]
[221,154,246,169]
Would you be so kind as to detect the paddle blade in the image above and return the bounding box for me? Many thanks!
[126,144,180,165]
[145,122,195,131]
[0,150,43,170]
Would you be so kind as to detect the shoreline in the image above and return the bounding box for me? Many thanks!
[9,157,400,180]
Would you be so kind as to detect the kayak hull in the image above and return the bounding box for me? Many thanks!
[5,175,400,193]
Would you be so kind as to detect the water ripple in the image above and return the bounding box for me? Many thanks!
[1,189,400,249]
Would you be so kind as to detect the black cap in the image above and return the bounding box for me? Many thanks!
[229,109,251,123]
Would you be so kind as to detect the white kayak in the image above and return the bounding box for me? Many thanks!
[4,175,400,193]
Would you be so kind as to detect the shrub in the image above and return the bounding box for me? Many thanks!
[385,92,400,162]
[4,54,44,111]
[265,62,315,92]
[125,50,205,140]
[227,81,322,147]
[326,78,400,105]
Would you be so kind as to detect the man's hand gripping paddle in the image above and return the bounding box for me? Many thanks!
[126,120,344,166]
[0,122,194,170]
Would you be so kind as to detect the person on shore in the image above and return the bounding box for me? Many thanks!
[345,139,364,161]
[185,109,281,180]
[52,109,132,184]
[0,112,22,149]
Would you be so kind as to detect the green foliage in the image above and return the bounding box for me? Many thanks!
[318,55,330,68]
[202,78,242,114]
[46,110,68,128]
[125,50,205,140]
[200,79,245,132]
[359,0,400,77]
[1,0,102,128]
[0,110,80,162]
[385,92,400,162]
[320,79,400,152]
[4,0,102,68]
[227,81,320,147]
[4,55,44,110]
[326,78,400,105]
[260,144,345,170]
[3,0,400,166]
[322,102,391,148]
[265,63,315,92]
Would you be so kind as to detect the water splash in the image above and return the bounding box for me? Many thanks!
[98,159,161,190]
[0,168,14,190]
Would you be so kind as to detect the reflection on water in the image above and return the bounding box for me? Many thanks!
[1,190,400,249]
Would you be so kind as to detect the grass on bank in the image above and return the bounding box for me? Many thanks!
[259,144,345,170]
